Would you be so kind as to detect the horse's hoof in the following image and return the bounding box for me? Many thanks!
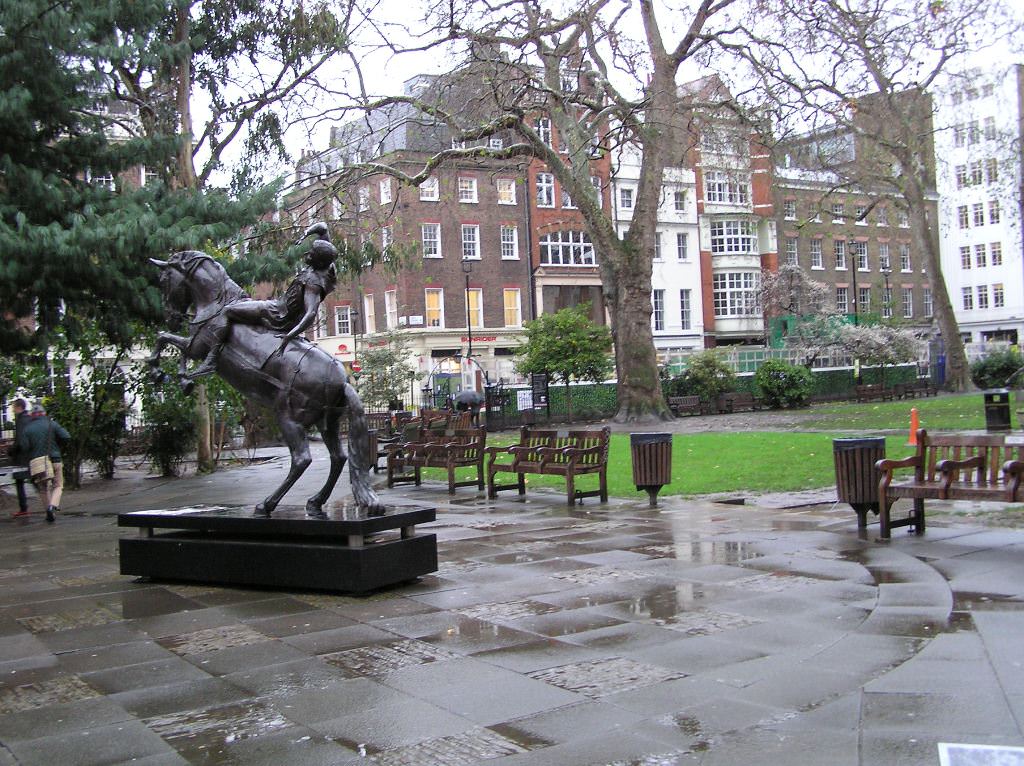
[305,500,326,518]
[254,502,273,517]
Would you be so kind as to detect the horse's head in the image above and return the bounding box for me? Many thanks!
[150,251,244,325]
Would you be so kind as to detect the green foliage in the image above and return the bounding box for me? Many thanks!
[970,348,1024,390]
[754,359,813,409]
[357,329,421,410]
[0,0,275,353]
[666,350,736,403]
[141,366,197,477]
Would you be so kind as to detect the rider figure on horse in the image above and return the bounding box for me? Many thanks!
[190,222,338,379]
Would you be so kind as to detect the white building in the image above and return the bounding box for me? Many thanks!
[612,145,704,358]
[935,64,1024,344]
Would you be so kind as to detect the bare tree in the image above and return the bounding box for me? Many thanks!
[301,0,742,422]
[731,0,1020,391]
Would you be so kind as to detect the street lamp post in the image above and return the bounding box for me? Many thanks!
[881,269,892,320]
[461,259,473,363]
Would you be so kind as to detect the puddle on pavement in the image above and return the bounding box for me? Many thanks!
[146,700,291,756]
[952,591,1024,611]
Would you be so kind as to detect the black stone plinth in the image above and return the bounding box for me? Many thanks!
[117,505,437,594]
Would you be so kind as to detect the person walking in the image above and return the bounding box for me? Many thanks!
[7,399,31,517]
[15,401,69,523]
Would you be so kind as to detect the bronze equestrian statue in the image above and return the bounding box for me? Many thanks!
[146,224,384,517]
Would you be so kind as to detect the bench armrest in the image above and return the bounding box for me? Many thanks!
[875,456,919,473]
[483,446,512,457]
[1003,460,1024,498]
[937,455,986,493]
[563,445,604,463]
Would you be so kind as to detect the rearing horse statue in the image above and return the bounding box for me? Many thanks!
[147,250,384,517]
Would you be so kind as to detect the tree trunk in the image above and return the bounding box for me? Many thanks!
[906,184,971,391]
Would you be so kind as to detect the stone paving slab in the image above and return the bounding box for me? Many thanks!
[0,443,1024,763]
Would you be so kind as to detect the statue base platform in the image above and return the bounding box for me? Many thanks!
[117,504,437,594]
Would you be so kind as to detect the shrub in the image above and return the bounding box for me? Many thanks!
[142,381,196,477]
[970,348,1024,390]
[754,359,814,409]
[670,350,736,403]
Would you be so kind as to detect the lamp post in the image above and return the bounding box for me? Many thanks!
[461,259,473,363]
[881,268,892,321]
[849,243,859,326]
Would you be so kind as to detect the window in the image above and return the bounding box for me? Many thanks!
[451,138,466,149]
[363,294,376,333]
[858,287,871,315]
[785,237,798,266]
[500,225,519,259]
[496,179,516,205]
[993,283,1004,308]
[975,243,987,268]
[384,289,398,329]
[676,232,689,261]
[977,285,989,310]
[467,288,482,329]
[968,120,981,145]
[619,187,634,210]
[986,158,999,183]
[420,177,439,201]
[421,223,441,258]
[836,286,849,314]
[458,177,478,203]
[704,171,749,204]
[379,179,392,204]
[811,208,822,223]
[991,241,1003,265]
[954,125,966,147]
[680,289,692,330]
[955,164,968,189]
[883,287,893,319]
[834,239,847,270]
[461,224,480,260]
[334,306,352,335]
[900,243,911,272]
[960,245,972,270]
[539,230,596,266]
[503,288,522,327]
[972,202,985,227]
[983,83,994,97]
[710,219,757,254]
[560,70,577,92]
[425,288,444,327]
[591,176,604,209]
[712,272,760,317]
[897,209,909,228]
[489,138,504,150]
[358,186,369,211]
[561,186,577,209]
[381,226,393,251]
[810,239,823,269]
[652,290,665,331]
[984,116,996,141]
[854,204,868,225]
[877,206,889,227]
[314,305,328,339]
[653,231,663,260]
[902,288,914,318]
[923,287,933,317]
[879,242,891,271]
[958,205,970,229]
[89,170,115,190]
[674,190,687,212]
[534,117,552,146]
[851,241,868,271]
[831,203,845,223]
[141,166,159,186]
[962,287,973,310]
[331,197,341,220]
[970,160,983,186]
[783,200,797,220]
[536,173,555,207]
[989,199,1001,224]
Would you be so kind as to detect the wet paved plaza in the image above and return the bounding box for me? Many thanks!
[1,449,1024,765]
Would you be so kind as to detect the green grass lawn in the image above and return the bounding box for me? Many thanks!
[800,392,992,432]
[423,432,917,500]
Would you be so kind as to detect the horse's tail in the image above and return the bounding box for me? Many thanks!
[340,379,385,514]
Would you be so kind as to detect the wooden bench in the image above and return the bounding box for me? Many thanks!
[856,384,895,402]
[667,395,702,417]
[716,391,760,413]
[386,427,487,494]
[485,426,610,505]
[876,429,1024,538]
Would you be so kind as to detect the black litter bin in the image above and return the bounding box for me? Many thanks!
[630,433,673,507]
[984,389,1012,432]
[833,437,886,529]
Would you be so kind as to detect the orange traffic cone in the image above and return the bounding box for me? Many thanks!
[907,407,919,446]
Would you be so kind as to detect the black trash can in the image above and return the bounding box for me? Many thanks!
[833,437,886,529]
[984,389,1012,432]
[630,433,673,507]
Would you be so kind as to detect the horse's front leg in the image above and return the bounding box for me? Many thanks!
[147,332,191,382]
[255,414,311,517]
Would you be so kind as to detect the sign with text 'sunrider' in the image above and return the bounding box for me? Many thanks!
[531,373,550,413]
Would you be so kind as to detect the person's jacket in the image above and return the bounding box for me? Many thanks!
[8,411,30,467]
[15,412,69,462]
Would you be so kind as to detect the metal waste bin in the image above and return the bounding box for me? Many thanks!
[630,432,673,507]
[984,389,1011,432]
[833,437,886,530]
